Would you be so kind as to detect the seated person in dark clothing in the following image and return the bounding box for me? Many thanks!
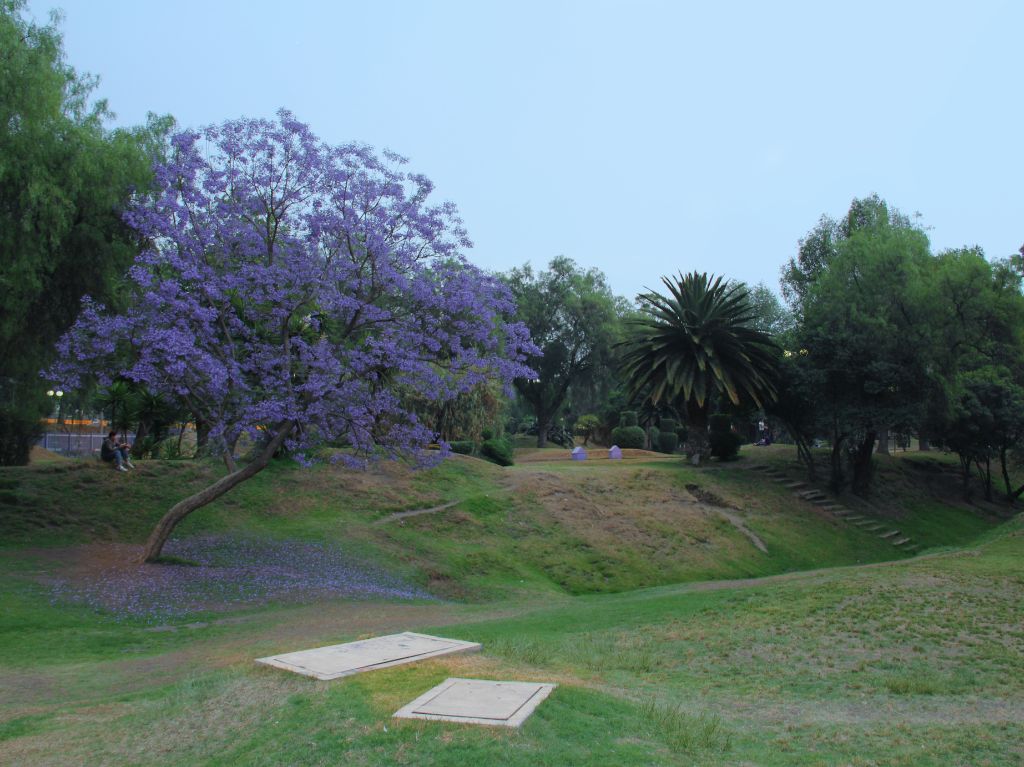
[101,431,134,471]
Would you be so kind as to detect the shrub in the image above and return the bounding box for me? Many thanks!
[709,430,742,461]
[610,425,645,449]
[657,432,679,454]
[709,413,732,434]
[480,427,494,441]
[659,418,679,433]
[480,437,514,466]
[647,425,660,449]
[619,410,638,427]
[0,408,42,466]
[449,440,475,455]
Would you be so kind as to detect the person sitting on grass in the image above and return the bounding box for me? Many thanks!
[101,430,134,471]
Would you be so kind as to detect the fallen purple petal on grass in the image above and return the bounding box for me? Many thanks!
[49,535,434,622]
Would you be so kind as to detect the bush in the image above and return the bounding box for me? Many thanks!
[657,432,679,454]
[659,418,679,433]
[481,438,514,466]
[0,407,42,466]
[610,425,645,449]
[647,425,660,449]
[449,440,475,455]
[480,427,494,441]
[709,430,742,461]
[709,413,732,434]
[619,410,638,427]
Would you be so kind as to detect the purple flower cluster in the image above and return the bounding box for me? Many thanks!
[49,110,538,463]
[50,535,434,622]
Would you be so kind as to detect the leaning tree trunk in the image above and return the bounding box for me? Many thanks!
[141,420,294,562]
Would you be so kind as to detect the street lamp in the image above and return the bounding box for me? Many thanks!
[47,389,66,452]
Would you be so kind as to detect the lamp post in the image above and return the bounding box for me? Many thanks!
[47,389,65,452]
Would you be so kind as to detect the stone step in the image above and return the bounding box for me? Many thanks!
[799,492,828,502]
[893,537,912,546]
[880,530,900,539]
[784,481,806,489]
[848,516,869,523]
[821,504,845,512]
[904,544,921,554]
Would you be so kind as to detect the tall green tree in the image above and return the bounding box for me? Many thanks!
[504,257,623,447]
[0,0,170,464]
[617,272,779,459]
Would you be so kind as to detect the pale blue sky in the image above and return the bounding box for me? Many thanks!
[26,0,1023,300]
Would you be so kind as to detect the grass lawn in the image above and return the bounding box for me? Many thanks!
[0,445,1019,765]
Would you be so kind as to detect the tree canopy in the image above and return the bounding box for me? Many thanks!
[0,0,170,463]
[52,112,535,560]
[504,257,623,447]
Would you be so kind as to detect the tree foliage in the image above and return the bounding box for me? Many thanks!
[618,272,779,437]
[0,0,170,463]
[504,257,623,447]
[52,112,535,560]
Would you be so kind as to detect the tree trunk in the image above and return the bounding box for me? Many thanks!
[829,435,845,493]
[876,428,889,455]
[1000,447,1014,500]
[132,420,150,459]
[975,457,993,502]
[535,415,550,448]
[194,416,210,456]
[851,430,877,496]
[958,453,972,500]
[141,420,294,562]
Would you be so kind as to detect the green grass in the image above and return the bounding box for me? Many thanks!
[1,446,1021,764]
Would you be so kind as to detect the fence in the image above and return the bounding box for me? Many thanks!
[38,432,135,456]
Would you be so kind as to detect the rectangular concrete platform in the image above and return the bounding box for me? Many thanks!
[255,632,481,680]
[393,677,556,728]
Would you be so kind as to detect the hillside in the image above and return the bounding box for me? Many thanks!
[0,456,1019,765]
[0,446,1002,608]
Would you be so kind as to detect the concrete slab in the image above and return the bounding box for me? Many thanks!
[255,632,481,680]
[393,677,556,728]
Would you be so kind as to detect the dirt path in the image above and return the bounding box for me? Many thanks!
[372,500,461,526]
[712,508,769,553]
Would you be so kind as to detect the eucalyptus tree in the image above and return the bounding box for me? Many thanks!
[504,257,623,447]
[0,0,171,463]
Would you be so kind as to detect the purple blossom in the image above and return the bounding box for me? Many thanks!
[49,110,537,463]
[49,536,435,623]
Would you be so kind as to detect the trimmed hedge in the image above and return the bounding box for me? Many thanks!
[647,426,660,449]
[619,411,638,427]
[481,438,514,466]
[659,418,679,433]
[610,425,645,449]
[709,430,742,461]
[657,432,679,454]
[449,440,475,455]
[709,413,732,434]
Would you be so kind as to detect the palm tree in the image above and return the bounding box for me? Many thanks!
[618,273,779,453]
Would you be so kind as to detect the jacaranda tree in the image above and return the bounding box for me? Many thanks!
[51,111,535,562]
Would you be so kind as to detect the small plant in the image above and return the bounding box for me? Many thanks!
[449,440,475,455]
[481,437,514,466]
[639,699,733,753]
[610,425,645,449]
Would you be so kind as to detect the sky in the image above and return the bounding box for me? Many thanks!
[24,0,1024,301]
